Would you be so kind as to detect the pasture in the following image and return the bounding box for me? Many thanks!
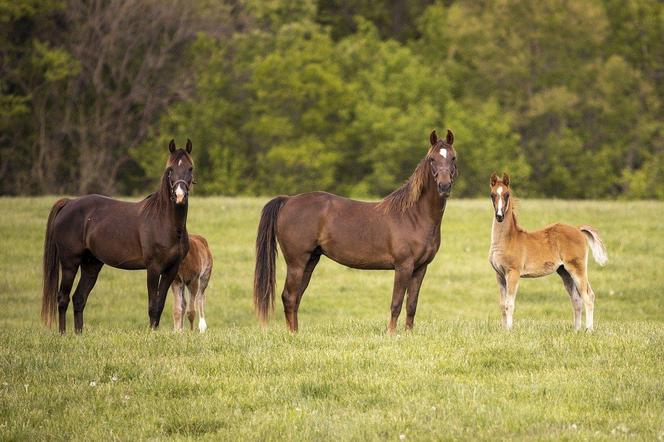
[1,197,663,440]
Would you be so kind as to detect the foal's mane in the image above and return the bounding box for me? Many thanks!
[377,147,436,213]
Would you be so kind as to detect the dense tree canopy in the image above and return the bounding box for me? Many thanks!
[1,0,663,198]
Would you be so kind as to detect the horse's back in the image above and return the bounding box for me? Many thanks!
[53,194,145,268]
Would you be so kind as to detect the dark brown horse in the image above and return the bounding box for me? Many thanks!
[41,139,195,333]
[254,130,458,333]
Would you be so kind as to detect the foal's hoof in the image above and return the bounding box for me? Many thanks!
[198,318,208,333]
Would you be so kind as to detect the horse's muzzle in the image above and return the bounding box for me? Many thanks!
[437,183,452,197]
[495,213,504,222]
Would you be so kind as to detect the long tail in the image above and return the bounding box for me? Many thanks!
[579,225,608,266]
[41,198,69,327]
[253,196,288,325]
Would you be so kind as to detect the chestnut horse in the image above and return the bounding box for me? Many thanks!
[41,140,195,333]
[488,172,608,331]
[254,130,458,333]
[171,234,213,333]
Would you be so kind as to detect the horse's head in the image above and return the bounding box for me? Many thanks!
[166,139,194,205]
[428,129,457,197]
[489,172,511,222]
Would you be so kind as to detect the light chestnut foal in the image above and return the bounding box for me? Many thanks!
[488,173,607,331]
[171,234,213,332]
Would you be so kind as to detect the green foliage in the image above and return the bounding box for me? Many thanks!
[2,0,664,198]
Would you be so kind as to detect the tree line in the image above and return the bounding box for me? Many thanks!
[1,0,663,198]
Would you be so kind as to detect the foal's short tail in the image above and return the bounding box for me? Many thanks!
[579,225,608,266]
[253,196,288,325]
[41,198,69,327]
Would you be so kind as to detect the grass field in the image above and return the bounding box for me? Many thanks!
[1,196,663,440]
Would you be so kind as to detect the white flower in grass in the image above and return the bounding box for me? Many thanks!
[399,434,406,440]
[431,406,437,411]
[295,407,301,412]
[123,394,130,401]
[111,375,118,382]
[569,424,577,430]
[89,381,97,387]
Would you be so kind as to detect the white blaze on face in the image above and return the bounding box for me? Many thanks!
[496,186,504,216]
[440,148,448,158]
[175,183,185,203]
[178,159,182,166]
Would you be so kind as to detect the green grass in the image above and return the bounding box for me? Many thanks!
[1,197,663,440]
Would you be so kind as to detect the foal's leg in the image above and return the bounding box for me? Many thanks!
[405,265,428,331]
[504,270,520,330]
[171,278,186,331]
[388,263,414,334]
[565,261,594,331]
[57,261,79,334]
[557,267,582,331]
[72,257,103,334]
[495,272,507,327]
[187,278,199,332]
[194,275,209,333]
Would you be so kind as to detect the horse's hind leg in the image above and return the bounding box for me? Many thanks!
[72,256,103,334]
[296,252,320,311]
[405,265,428,331]
[171,278,186,331]
[557,267,582,331]
[281,258,309,333]
[57,260,79,334]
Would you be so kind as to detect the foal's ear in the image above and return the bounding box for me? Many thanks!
[186,138,192,153]
[168,139,176,153]
[502,172,510,187]
[446,129,454,145]
[429,130,438,146]
[490,172,498,187]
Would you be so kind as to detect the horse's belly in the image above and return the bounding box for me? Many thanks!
[321,240,394,270]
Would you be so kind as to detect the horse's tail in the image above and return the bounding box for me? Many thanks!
[253,196,288,325]
[41,198,69,327]
[579,225,608,266]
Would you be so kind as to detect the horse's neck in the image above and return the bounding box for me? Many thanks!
[413,182,447,227]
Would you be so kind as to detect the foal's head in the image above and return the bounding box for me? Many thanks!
[428,129,457,197]
[489,172,511,222]
[166,139,194,205]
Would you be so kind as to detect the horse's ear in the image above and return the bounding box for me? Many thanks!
[429,130,437,146]
[186,138,192,153]
[168,139,176,153]
[502,172,510,187]
[490,172,498,187]
[446,129,454,146]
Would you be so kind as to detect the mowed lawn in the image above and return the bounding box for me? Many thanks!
[0,196,663,440]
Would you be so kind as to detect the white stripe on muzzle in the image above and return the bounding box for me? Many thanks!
[175,183,185,203]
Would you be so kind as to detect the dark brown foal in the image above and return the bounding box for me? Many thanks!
[254,130,459,333]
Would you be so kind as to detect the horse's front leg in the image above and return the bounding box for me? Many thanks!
[405,265,428,331]
[151,263,180,330]
[388,263,414,334]
[147,266,161,330]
